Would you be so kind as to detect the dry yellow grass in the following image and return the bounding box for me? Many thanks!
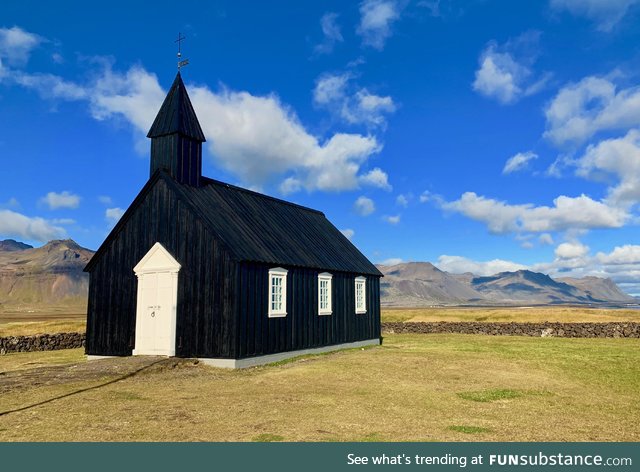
[0,334,638,442]
[0,320,86,337]
[1,306,638,339]
[382,306,640,323]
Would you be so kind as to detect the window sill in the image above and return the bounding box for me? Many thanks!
[319,311,333,316]
[356,310,367,315]
[268,312,287,318]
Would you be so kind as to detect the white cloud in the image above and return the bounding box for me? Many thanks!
[98,195,113,205]
[357,0,402,50]
[348,89,396,126]
[89,64,166,154]
[0,26,42,66]
[419,191,432,203]
[396,194,409,207]
[473,47,526,104]
[503,151,538,174]
[315,12,344,54]
[313,72,350,105]
[190,84,383,193]
[595,244,640,265]
[0,209,65,242]
[544,76,640,146]
[539,233,554,245]
[383,214,401,224]
[379,257,404,265]
[0,197,20,209]
[535,243,640,295]
[340,228,355,240]
[550,0,640,32]
[105,207,125,225]
[436,255,527,276]
[40,191,81,210]
[441,191,628,234]
[575,129,640,207]
[313,72,396,128]
[50,218,76,225]
[354,196,375,216]
[278,177,302,195]
[473,33,549,105]
[359,167,392,190]
[555,241,590,259]
[11,72,87,100]
[6,60,163,154]
[4,41,388,196]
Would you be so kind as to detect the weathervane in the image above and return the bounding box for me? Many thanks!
[176,32,189,70]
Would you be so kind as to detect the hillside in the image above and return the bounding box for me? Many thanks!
[379,262,487,306]
[379,262,636,307]
[0,239,94,311]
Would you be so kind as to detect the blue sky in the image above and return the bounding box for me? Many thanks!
[2,0,640,294]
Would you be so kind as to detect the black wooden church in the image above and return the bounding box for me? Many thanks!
[84,72,382,367]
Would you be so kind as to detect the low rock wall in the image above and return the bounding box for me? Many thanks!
[382,322,640,338]
[0,332,85,354]
[1,322,638,355]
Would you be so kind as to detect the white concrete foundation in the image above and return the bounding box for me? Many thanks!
[198,338,381,369]
[87,355,119,361]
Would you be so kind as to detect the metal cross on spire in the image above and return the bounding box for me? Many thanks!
[175,32,189,71]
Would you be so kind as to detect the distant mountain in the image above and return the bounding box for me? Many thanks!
[557,276,635,303]
[471,270,592,304]
[0,239,94,310]
[378,262,487,306]
[0,239,33,252]
[378,262,636,307]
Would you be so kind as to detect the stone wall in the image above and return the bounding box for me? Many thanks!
[382,322,640,338]
[1,322,638,355]
[0,332,85,355]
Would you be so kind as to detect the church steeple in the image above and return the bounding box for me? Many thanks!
[147,72,206,186]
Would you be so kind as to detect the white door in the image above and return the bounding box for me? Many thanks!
[133,243,181,356]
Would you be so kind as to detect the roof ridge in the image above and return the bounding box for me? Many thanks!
[199,176,324,215]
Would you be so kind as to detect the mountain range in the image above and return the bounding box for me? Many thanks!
[378,262,637,307]
[0,240,636,311]
[0,239,94,311]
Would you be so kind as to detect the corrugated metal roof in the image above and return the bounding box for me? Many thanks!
[147,72,206,142]
[171,176,382,276]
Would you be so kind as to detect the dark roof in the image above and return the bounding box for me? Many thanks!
[172,176,382,276]
[86,171,381,276]
[147,72,206,142]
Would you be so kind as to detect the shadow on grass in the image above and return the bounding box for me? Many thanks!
[0,358,169,417]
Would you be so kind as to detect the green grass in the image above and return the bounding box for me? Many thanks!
[457,389,523,402]
[0,334,638,441]
[448,425,492,434]
[382,307,640,323]
[252,433,285,442]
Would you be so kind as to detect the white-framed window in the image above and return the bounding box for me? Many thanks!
[268,267,288,317]
[355,276,367,314]
[318,272,333,315]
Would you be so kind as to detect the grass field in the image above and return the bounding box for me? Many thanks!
[1,333,638,442]
[382,306,640,323]
[1,306,639,338]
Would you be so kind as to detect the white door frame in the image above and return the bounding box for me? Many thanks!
[132,242,181,356]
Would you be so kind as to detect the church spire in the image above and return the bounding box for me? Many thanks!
[147,72,206,186]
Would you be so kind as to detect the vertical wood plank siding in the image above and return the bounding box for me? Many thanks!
[150,135,202,187]
[86,178,236,358]
[236,262,381,359]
